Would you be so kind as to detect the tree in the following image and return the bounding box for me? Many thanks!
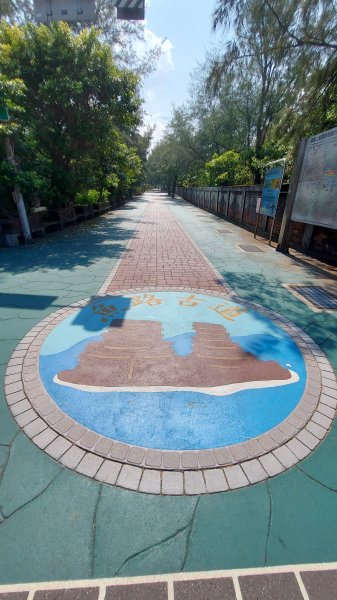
[0,22,142,207]
[209,0,299,154]
[212,0,337,147]
[213,0,337,53]
[0,0,33,23]
[204,151,253,186]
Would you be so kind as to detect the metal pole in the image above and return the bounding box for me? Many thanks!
[269,213,276,245]
[254,212,260,238]
[5,137,33,243]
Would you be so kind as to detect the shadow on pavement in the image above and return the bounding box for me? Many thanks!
[0,205,142,275]
[0,293,58,310]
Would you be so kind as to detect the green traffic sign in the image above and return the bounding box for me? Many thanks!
[0,106,9,121]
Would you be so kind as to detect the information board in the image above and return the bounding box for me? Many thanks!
[260,164,284,217]
[292,127,337,229]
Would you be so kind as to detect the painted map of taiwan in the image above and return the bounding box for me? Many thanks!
[55,320,298,395]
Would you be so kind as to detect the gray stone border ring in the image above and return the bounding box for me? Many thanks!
[4,287,337,495]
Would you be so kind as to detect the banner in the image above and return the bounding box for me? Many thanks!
[260,164,284,217]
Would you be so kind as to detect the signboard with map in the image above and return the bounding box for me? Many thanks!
[292,127,337,229]
[260,163,285,217]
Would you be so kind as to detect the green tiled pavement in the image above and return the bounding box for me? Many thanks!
[0,195,337,584]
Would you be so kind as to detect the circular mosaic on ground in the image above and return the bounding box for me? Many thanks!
[5,288,337,495]
[40,291,306,450]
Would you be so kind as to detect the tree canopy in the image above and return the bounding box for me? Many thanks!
[0,22,145,210]
[146,0,337,191]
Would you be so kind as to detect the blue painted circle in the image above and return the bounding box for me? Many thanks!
[39,292,306,450]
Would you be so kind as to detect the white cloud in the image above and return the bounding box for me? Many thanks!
[145,88,155,102]
[141,111,167,148]
[135,28,174,73]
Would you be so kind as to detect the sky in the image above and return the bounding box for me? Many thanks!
[137,0,223,146]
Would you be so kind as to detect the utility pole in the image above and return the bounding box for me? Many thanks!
[5,136,33,243]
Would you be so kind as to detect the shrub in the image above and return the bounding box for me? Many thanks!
[205,151,254,186]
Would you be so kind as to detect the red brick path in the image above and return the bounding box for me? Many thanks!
[107,195,228,293]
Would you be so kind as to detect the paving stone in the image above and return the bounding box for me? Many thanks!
[60,446,86,469]
[286,438,311,460]
[45,436,72,460]
[312,411,332,429]
[296,429,320,450]
[229,444,249,462]
[45,409,64,425]
[24,418,48,438]
[127,446,146,465]
[320,394,337,409]
[174,577,236,600]
[54,417,75,434]
[10,400,31,417]
[224,465,249,489]
[94,438,113,456]
[34,588,99,600]
[145,449,162,468]
[117,464,142,491]
[198,450,216,468]
[161,471,184,495]
[300,569,337,600]
[322,386,337,399]
[239,573,303,599]
[268,428,288,445]
[184,470,206,495]
[306,421,327,440]
[76,453,103,478]
[110,442,129,461]
[31,395,55,417]
[256,435,277,452]
[138,469,161,494]
[259,453,285,477]
[78,431,100,449]
[67,424,87,442]
[213,447,233,465]
[5,365,23,376]
[241,459,268,483]
[279,421,298,437]
[181,451,198,469]
[245,439,264,457]
[273,445,298,468]
[203,468,228,492]
[15,408,37,427]
[5,373,22,385]
[95,460,121,485]
[162,452,181,469]
[5,391,26,406]
[5,382,24,395]
[33,428,58,449]
[317,402,335,419]
[105,582,168,600]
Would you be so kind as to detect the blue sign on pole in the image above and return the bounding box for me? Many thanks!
[260,164,285,217]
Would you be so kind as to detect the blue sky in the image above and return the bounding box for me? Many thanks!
[138,0,223,145]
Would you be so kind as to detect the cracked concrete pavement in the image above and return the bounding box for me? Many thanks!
[1,194,337,584]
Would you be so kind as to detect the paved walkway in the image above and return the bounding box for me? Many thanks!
[1,192,337,589]
[106,196,228,292]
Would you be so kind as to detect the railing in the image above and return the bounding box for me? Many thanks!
[176,184,289,242]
